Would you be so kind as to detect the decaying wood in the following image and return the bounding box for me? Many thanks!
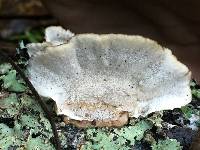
[190,129,200,150]
[63,111,128,128]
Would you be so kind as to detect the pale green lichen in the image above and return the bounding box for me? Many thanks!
[0,63,12,74]
[26,136,54,150]
[0,123,23,150]
[82,120,153,150]
[179,80,200,129]
[115,120,153,144]
[0,93,55,149]
[147,112,163,128]
[58,132,69,149]
[20,94,43,112]
[152,138,182,150]
[0,93,20,116]
[0,65,55,149]
[0,70,26,92]
[20,114,49,135]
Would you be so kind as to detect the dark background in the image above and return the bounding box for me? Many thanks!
[0,0,200,82]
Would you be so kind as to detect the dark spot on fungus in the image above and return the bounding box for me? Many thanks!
[91,120,96,126]
[85,113,89,117]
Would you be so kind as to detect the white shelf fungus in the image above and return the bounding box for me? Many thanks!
[26,26,191,127]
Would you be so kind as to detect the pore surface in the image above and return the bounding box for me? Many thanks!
[27,27,191,126]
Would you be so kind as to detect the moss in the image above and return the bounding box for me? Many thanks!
[9,28,44,43]
[181,105,194,119]
[190,80,200,99]
[192,89,200,99]
[151,138,182,150]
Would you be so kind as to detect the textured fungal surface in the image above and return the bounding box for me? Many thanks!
[26,26,191,127]
[0,60,199,149]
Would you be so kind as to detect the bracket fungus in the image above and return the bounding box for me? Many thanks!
[26,26,191,127]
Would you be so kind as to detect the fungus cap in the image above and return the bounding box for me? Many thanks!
[27,26,191,127]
